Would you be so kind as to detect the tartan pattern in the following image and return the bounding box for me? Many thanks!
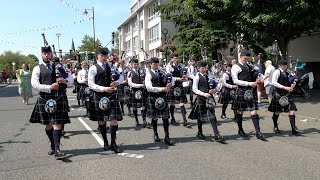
[232,87,259,112]
[146,93,170,119]
[117,84,130,102]
[78,83,88,101]
[218,87,232,104]
[268,91,297,112]
[188,96,216,122]
[167,86,188,104]
[89,92,123,121]
[30,92,70,125]
[129,88,146,108]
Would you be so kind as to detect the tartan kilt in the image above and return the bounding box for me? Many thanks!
[218,87,232,104]
[167,86,188,104]
[117,84,130,103]
[129,88,146,108]
[89,92,123,121]
[146,93,170,119]
[188,96,216,122]
[30,92,70,125]
[232,87,259,112]
[78,83,88,101]
[268,91,297,113]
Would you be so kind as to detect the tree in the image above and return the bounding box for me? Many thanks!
[27,54,39,62]
[185,0,320,59]
[158,0,230,61]
[0,51,38,77]
[78,35,102,52]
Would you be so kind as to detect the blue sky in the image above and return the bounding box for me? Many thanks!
[0,0,130,61]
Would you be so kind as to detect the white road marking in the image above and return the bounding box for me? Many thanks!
[281,113,319,121]
[77,117,144,159]
[68,99,76,101]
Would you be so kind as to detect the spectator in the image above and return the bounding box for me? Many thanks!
[2,69,7,83]
[14,64,33,105]
[263,60,275,104]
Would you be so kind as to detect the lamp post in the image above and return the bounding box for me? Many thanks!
[162,28,169,66]
[84,7,96,53]
[56,33,61,57]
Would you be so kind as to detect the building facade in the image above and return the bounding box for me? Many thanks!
[118,0,177,63]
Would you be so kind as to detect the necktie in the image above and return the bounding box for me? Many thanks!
[102,64,106,70]
[47,64,52,72]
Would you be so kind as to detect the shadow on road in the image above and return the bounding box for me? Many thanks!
[0,86,20,98]
[294,90,320,104]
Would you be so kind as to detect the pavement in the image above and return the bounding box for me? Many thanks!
[0,84,319,180]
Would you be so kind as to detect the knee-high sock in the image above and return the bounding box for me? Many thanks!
[45,128,54,150]
[152,119,158,134]
[210,118,220,136]
[110,125,118,145]
[180,106,187,122]
[163,118,170,137]
[190,95,194,104]
[133,109,139,123]
[289,115,298,130]
[222,104,228,116]
[141,109,146,121]
[120,102,124,114]
[197,120,203,134]
[272,114,279,128]
[53,130,62,151]
[237,114,243,130]
[251,114,261,134]
[99,124,108,144]
[170,105,175,120]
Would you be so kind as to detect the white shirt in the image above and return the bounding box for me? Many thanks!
[231,62,249,87]
[128,69,144,88]
[77,69,88,84]
[187,65,197,79]
[264,65,275,86]
[145,69,175,93]
[31,63,74,93]
[271,69,285,89]
[221,72,233,89]
[88,61,124,92]
[192,73,206,96]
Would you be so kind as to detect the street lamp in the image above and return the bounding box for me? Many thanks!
[56,33,61,57]
[162,28,169,66]
[83,7,96,53]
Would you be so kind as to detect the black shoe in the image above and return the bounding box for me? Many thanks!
[256,133,267,141]
[238,129,248,137]
[72,90,76,93]
[273,127,281,134]
[164,136,174,146]
[77,100,80,106]
[54,150,66,160]
[142,121,147,128]
[110,143,122,153]
[292,129,302,136]
[196,132,206,139]
[214,135,226,144]
[183,121,190,127]
[103,143,110,151]
[136,121,140,127]
[48,149,55,155]
[221,115,227,119]
[154,134,161,142]
[171,119,179,126]
[61,130,66,137]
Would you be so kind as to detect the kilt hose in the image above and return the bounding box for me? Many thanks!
[89,92,123,121]
[167,85,188,104]
[218,87,232,104]
[146,93,170,120]
[30,92,70,125]
[268,90,297,113]
[188,96,216,123]
[232,87,259,112]
[129,88,146,108]
[117,84,130,103]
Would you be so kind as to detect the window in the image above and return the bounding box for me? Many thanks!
[149,24,160,43]
[126,24,131,34]
[140,20,144,29]
[140,40,144,49]
[148,2,159,21]
[131,3,138,14]
[139,10,144,18]
[126,40,131,52]
[133,36,138,49]
[133,19,138,31]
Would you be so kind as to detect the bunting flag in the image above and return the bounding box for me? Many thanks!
[58,0,93,19]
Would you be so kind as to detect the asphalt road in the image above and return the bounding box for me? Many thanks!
[0,83,319,180]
